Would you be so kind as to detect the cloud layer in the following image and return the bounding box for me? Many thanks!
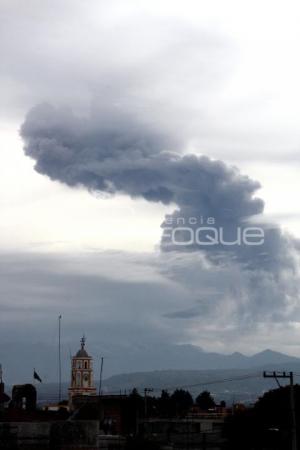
[1,250,300,384]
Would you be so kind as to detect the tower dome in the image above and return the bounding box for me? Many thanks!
[75,337,89,358]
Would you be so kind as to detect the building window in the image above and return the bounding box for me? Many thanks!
[84,361,88,369]
[83,372,89,387]
[76,372,81,387]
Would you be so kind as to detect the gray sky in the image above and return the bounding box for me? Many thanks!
[1,0,300,383]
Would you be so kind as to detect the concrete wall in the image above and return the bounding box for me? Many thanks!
[0,420,99,449]
[0,421,50,449]
[97,436,126,450]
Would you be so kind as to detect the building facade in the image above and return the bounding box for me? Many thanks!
[68,336,96,402]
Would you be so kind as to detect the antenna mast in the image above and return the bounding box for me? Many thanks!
[58,315,62,402]
[98,357,104,396]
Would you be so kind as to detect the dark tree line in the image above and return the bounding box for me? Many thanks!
[127,388,217,419]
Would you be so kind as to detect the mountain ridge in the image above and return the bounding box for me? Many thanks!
[21,348,300,405]
[131,345,300,372]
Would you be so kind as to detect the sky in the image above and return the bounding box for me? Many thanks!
[1,0,300,384]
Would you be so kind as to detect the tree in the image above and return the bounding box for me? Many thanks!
[196,391,216,410]
[129,388,142,399]
[170,389,193,416]
[157,390,172,417]
[126,388,144,433]
[224,385,300,450]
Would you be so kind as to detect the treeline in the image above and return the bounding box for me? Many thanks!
[127,388,223,418]
[225,384,300,450]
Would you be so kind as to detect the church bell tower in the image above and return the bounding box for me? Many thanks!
[68,336,96,401]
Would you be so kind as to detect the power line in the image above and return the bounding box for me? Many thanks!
[150,372,261,393]
[98,372,261,395]
[89,372,261,396]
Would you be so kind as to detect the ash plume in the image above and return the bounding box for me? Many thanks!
[21,103,297,272]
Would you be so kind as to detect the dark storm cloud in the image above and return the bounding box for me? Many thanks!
[20,103,179,200]
[1,251,300,384]
[21,105,260,209]
[19,102,300,342]
[0,251,196,383]
[21,103,297,273]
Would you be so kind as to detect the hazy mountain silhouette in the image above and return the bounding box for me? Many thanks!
[115,345,300,372]
[16,347,300,405]
[101,357,300,404]
[3,342,299,385]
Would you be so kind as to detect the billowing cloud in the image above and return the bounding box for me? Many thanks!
[21,103,298,275]
[19,103,300,343]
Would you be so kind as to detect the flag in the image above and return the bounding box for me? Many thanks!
[33,369,42,383]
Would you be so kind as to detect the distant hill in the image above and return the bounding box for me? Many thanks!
[102,359,300,404]
[2,341,300,385]
[111,345,300,372]
[99,349,300,404]
[26,349,300,406]
[155,346,300,370]
[103,344,300,374]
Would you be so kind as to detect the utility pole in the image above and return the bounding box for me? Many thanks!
[98,357,104,396]
[58,315,62,403]
[144,388,153,418]
[263,371,297,450]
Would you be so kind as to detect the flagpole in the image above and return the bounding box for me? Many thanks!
[98,357,104,396]
[58,315,62,402]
